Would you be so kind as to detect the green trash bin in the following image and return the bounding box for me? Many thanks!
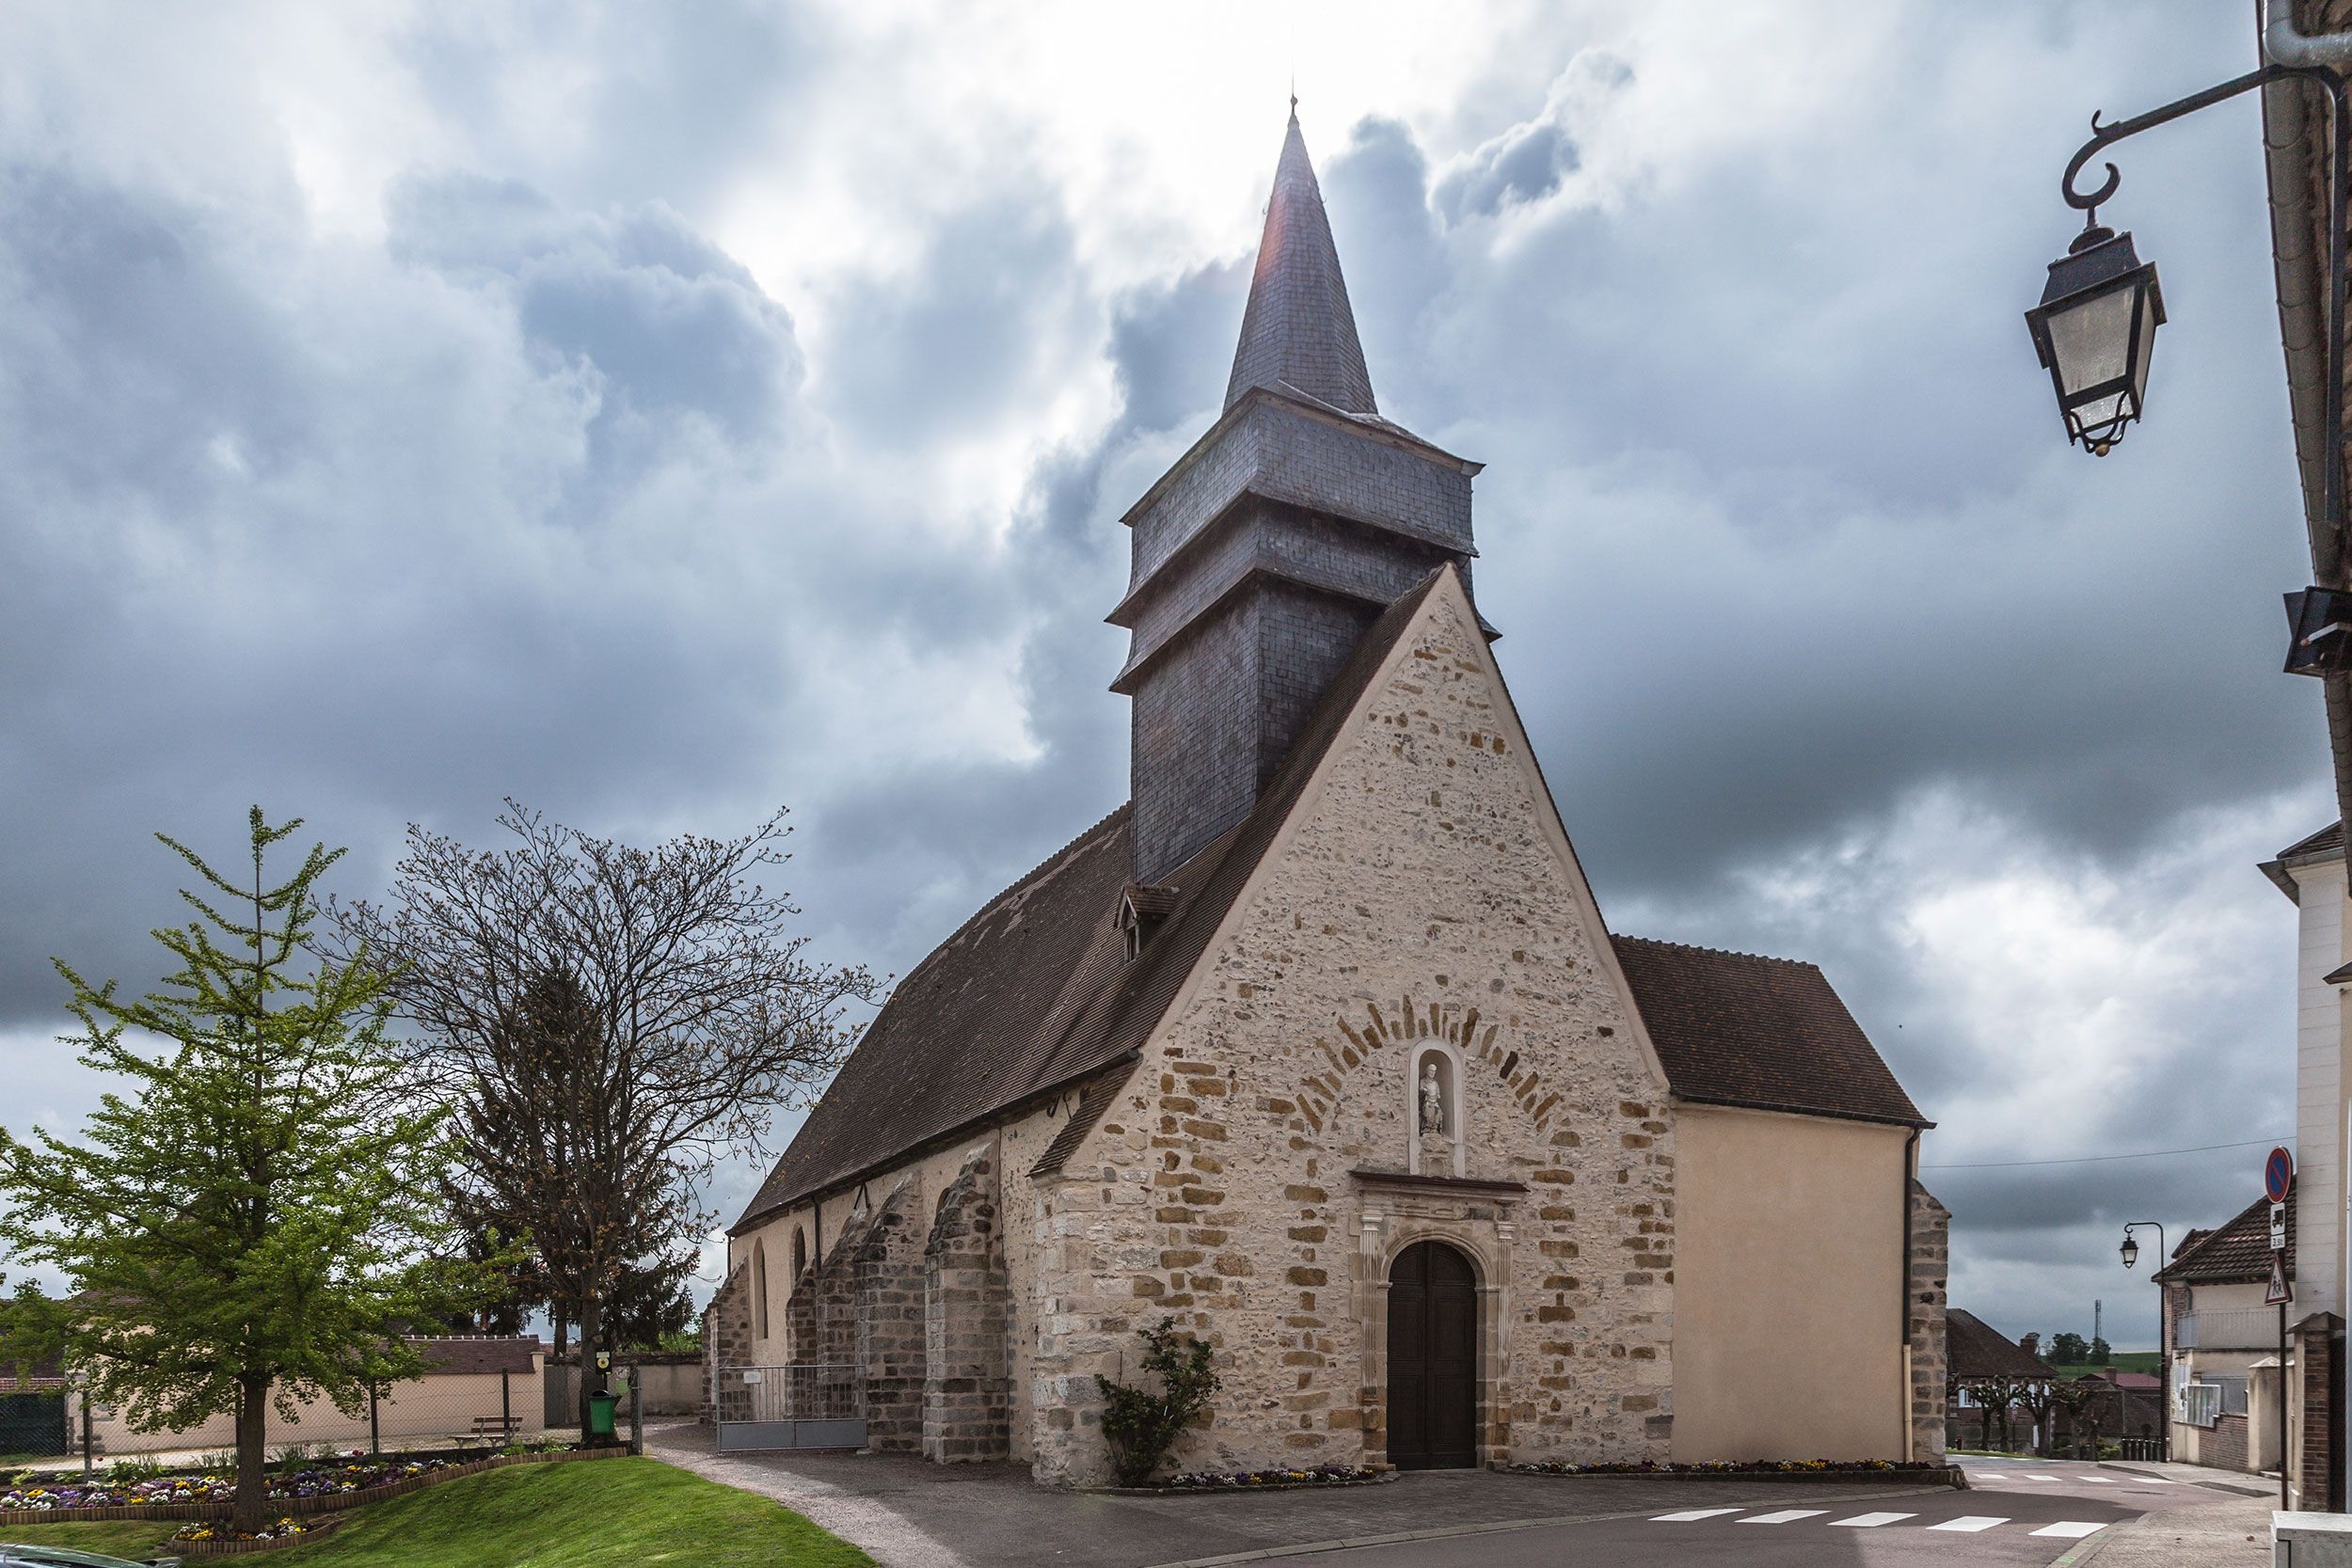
[588,1390,617,1441]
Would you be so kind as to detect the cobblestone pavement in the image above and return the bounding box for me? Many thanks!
[644,1423,1963,1568]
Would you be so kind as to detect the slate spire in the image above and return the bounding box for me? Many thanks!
[1223,111,1378,417]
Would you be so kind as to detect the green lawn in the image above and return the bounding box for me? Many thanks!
[0,1457,871,1566]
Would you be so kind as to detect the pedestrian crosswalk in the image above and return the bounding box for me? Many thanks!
[1647,1505,2108,1538]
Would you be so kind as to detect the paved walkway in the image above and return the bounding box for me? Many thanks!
[2061,1490,2271,1566]
[644,1423,1960,1568]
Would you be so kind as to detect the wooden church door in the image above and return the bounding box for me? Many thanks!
[1386,1241,1477,1469]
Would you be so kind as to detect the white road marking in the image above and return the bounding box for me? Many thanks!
[2133,1476,2174,1484]
[1827,1513,1916,1528]
[1738,1510,1829,1525]
[1651,1509,1744,1523]
[2024,1473,2060,1481]
[2080,1475,2117,1484]
[2030,1522,2109,1539]
[1926,1516,2010,1532]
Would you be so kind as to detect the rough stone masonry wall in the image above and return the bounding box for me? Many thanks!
[925,1148,1013,1462]
[851,1181,928,1451]
[1028,580,1676,1484]
[1908,1180,1949,1462]
[704,1261,755,1422]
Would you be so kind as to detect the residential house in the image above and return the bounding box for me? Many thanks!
[1947,1308,2057,1452]
[2153,1195,2294,1476]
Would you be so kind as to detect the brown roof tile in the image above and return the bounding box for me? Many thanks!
[1947,1309,2058,1381]
[412,1337,540,1376]
[2154,1191,2292,1285]
[1610,937,1929,1128]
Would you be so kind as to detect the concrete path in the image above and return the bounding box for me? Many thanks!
[2056,1490,2271,1567]
[644,1423,1962,1568]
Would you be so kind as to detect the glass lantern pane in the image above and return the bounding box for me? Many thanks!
[2129,284,2159,401]
[2070,389,2128,436]
[2047,284,2136,397]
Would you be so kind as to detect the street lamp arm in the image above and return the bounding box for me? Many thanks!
[2062,63,2327,221]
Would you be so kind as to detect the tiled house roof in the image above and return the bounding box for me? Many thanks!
[1610,938,1929,1128]
[414,1337,541,1376]
[2154,1191,2293,1285]
[1947,1309,2058,1381]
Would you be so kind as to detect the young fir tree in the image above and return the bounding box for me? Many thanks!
[0,809,486,1535]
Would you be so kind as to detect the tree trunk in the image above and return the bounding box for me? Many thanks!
[576,1291,601,1446]
[552,1307,568,1358]
[232,1373,270,1536]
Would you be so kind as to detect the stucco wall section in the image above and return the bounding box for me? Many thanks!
[2290,854,2345,1318]
[1672,1104,1910,1461]
[1027,576,1676,1484]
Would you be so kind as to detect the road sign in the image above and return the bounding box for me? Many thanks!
[596,1351,611,1370]
[2274,1202,2290,1251]
[2268,1146,2296,1204]
[2269,1253,2295,1307]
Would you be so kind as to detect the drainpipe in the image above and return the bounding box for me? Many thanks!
[1901,1126,1921,1460]
[2265,0,2352,70]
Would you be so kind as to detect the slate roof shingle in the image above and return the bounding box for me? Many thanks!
[1946,1308,2058,1381]
[1610,937,1929,1128]
[1224,113,1377,418]
[2154,1191,2293,1285]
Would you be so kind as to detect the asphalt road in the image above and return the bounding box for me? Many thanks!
[1301,1458,2243,1568]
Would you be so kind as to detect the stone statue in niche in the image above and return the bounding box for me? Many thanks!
[1418,1058,1446,1136]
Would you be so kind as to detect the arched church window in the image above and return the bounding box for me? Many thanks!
[755,1240,771,1340]
[791,1226,807,1283]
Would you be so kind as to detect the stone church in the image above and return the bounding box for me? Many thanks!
[710,112,1949,1484]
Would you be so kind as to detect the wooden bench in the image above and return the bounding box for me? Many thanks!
[469,1416,524,1443]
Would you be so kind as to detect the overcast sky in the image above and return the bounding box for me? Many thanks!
[0,1,2329,1352]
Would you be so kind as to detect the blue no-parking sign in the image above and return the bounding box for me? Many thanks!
[2267,1146,2296,1205]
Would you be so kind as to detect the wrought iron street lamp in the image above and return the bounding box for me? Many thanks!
[2120,1221,2167,1460]
[2026,6,2352,676]
[2026,228,2163,456]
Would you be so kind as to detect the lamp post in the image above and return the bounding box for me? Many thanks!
[2121,1222,2167,1461]
[2024,7,2352,678]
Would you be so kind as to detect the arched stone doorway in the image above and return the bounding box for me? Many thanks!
[1386,1240,1478,1469]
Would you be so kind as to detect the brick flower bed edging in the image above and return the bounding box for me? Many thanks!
[0,1445,633,1529]
[1505,1464,1967,1489]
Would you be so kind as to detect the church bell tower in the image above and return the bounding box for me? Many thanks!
[1113,110,1487,883]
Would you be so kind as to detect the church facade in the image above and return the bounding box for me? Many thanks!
[710,114,1948,1485]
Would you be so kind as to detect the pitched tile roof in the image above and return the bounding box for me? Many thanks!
[1946,1308,2058,1381]
[1609,937,1930,1128]
[1224,113,1377,418]
[733,573,1450,1231]
[736,568,1933,1231]
[2278,821,2344,861]
[2155,1191,2292,1285]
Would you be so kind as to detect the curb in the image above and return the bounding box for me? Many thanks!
[1138,1484,1960,1568]
[1086,1474,1398,1497]
[1503,1465,1967,1489]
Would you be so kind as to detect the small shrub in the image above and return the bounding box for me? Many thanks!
[1095,1317,1220,1488]
[103,1456,165,1483]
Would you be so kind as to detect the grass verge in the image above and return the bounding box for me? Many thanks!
[0,1456,872,1567]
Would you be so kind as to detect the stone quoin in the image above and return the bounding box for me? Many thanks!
[711,108,1946,1485]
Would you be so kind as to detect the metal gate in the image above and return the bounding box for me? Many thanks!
[714,1364,865,1452]
[0,1392,67,1456]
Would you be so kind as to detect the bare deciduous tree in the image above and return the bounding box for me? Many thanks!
[335,802,877,1440]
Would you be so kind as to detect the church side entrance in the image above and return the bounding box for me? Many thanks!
[1385,1241,1478,1469]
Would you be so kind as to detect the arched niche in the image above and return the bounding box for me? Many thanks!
[1406,1039,1467,1177]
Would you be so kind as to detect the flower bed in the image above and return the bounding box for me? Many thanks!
[1161,1465,1388,1491]
[0,1445,628,1528]
[172,1513,312,1545]
[0,1458,458,1514]
[1512,1458,1963,1485]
